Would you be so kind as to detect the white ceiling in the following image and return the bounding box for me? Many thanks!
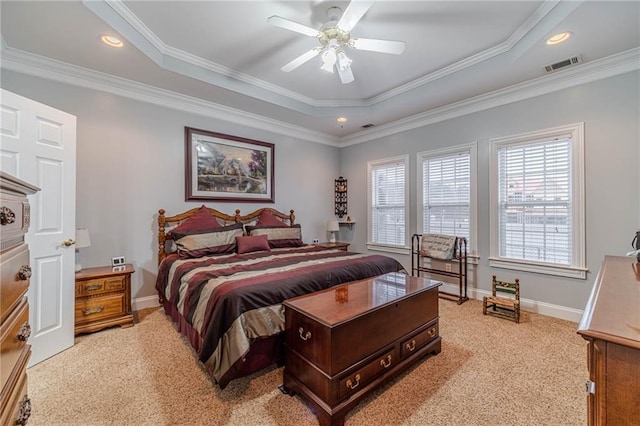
[1,1,639,142]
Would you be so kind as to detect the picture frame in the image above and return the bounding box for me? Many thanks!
[111,256,125,267]
[185,127,275,202]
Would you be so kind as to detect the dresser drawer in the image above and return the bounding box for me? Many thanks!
[0,297,29,393]
[0,244,30,323]
[400,320,439,360]
[75,293,125,325]
[338,348,395,400]
[76,275,125,297]
[0,197,28,248]
[0,367,30,426]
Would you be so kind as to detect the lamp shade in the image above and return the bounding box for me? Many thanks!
[75,228,91,248]
[327,221,340,232]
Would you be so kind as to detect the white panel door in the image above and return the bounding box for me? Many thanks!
[0,88,76,366]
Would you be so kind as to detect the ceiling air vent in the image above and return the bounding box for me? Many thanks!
[361,123,375,128]
[544,55,583,73]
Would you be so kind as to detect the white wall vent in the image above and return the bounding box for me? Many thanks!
[544,55,583,73]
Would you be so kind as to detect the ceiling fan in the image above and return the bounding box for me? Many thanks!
[267,0,406,84]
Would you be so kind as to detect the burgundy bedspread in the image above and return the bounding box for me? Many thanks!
[155,245,403,388]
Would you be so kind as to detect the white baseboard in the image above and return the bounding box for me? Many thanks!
[132,295,161,311]
[438,283,584,323]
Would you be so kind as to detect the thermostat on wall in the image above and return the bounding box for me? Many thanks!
[111,256,125,267]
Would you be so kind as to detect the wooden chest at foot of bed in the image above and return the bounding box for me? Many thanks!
[282,273,441,426]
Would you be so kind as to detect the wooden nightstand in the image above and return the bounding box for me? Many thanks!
[74,264,134,335]
[316,242,350,251]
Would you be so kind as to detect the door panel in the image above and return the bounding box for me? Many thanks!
[0,88,76,366]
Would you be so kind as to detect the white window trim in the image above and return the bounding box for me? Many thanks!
[367,154,410,253]
[417,142,478,259]
[489,122,587,279]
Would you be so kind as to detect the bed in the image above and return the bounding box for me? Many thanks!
[155,206,404,389]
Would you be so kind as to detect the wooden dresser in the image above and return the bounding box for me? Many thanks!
[283,273,441,426]
[74,264,135,335]
[577,255,640,425]
[0,172,38,426]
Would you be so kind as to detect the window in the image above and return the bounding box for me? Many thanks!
[490,123,586,279]
[418,143,477,256]
[367,155,409,252]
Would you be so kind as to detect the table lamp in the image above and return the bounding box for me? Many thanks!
[75,228,91,272]
[327,221,340,243]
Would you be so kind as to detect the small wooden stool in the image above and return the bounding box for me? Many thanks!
[483,275,520,323]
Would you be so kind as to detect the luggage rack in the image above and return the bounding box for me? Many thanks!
[411,234,468,304]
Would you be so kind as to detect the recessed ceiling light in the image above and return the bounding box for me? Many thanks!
[337,117,347,123]
[546,32,572,45]
[101,35,123,48]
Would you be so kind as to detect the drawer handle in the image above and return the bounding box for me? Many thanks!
[346,374,360,390]
[83,306,105,316]
[298,327,311,341]
[16,395,31,425]
[85,284,102,291]
[0,206,16,225]
[380,354,392,368]
[17,322,31,341]
[18,265,32,280]
[427,327,436,337]
[405,339,416,352]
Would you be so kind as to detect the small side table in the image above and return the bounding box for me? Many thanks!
[316,242,350,251]
[75,264,135,335]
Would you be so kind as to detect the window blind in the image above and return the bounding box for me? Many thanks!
[497,137,572,265]
[422,151,471,247]
[371,160,406,246]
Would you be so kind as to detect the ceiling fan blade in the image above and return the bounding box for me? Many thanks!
[267,16,320,38]
[351,38,406,54]
[336,0,374,33]
[281,48,321,72]
[337,65,354,84]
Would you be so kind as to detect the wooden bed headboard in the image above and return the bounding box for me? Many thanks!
[157,207,296,264]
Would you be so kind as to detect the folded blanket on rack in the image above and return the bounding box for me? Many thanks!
[420,234,457,260]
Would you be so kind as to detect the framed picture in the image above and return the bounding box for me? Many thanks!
[185,127,275,202]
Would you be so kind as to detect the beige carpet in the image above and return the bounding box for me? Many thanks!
[27,299,587,425]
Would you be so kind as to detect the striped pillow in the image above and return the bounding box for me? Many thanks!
[236,235,271,254]
[245,224,304,248]
[173,223,244,258]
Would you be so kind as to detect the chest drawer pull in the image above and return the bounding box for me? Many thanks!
[18,265,32,280]
[346,374,360,390]
[0,206,16,225]
[83,306,105,316]
[405,339,416,352]
[85,284,102,291]
[380,354,392,368]
[427,327,436,337]
[298,327,311,341]
[16,395,32,425]
[17,322,31,341]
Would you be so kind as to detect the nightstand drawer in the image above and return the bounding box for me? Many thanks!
[76,276,125,296]
[75,293,125,325]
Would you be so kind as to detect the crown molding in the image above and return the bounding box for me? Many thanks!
[341,48,640,147]
[2,43,636,150]
[0,47,339,147]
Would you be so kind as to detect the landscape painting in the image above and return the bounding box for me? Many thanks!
[185,127,274,202]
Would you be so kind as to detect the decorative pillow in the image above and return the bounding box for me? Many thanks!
[245,224,304,248]
[256,210,288,227]
[166,205,220,240]
[236,235,271,254]
[173,223,244,258]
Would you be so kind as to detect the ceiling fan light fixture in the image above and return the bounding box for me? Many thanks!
[321,47,337,73]
[337,50,352,71]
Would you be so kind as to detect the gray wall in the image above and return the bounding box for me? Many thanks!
[340,71,640,311]
[1,70,340,299]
